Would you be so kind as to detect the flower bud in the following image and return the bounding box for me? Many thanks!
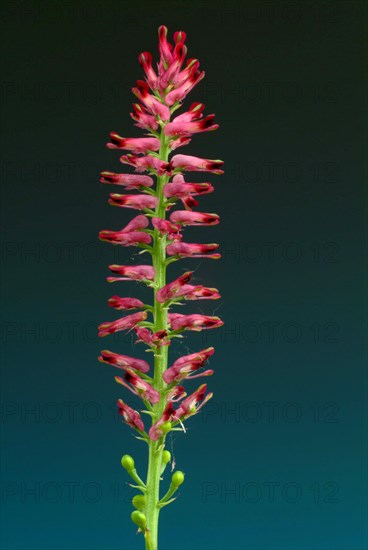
[131,510,146,530]
[132,494,146,510]
[162,450,171,464]
[171,471,185,487]
[160,421,172,435]
[121,454,135,471]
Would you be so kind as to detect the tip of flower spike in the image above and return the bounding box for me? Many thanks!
[138,51,152,65]
[158,24,168,36]
[174,31,186,44]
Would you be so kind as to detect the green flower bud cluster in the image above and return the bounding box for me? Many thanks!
[121,455,147,530]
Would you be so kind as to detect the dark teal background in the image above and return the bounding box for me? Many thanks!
[1,1,367,549]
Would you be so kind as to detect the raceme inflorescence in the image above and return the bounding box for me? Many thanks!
[98,25,223,550]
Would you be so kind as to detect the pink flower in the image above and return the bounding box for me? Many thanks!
[164,175,214,198]
[164,174,214,210]
[165,64,205,106]
[148,402,175,441]
[99,350,150,373]
[132,80,170,120]
[107,264,155,282]
[167,367,213,385]
[120,154,169,175]
[124,215,151,231]
[171,102,205,123]
[158,40,187,90]
[166,241,221,259]
[138,51,158,90]
[115,370,160,404]
[99,216,151,245]
[135,327,170,347]
[130,103,159,132]
[172,384,213,421]
[172,347,215,368]
[170,210,219,226]
[99,230,151,246]
[170,154,224,174]
[165,115,219,137]
[169,136,192,150]
[156,27,188,92]
[163,347,215,384]
[100,171,154,189]
[98,311,147,337]
[158,25,175,65]
[106,133,161,153]
[151,217,182,241]
[108,193,158,210]
[117,399,145,431]
[168,58,201,88]
[156,271,193,302]
[156,272,220,303]
[169,313,223,332]
[170,284,221,301]
[166,385,186,402]
[107,296,145,310]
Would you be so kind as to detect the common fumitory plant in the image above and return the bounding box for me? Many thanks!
[98,25,223,550]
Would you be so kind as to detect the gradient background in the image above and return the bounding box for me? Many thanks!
[1,1,367,549]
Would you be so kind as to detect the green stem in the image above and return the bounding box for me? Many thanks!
[144,129,170,550]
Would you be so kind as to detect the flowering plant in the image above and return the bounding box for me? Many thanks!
[98,25,223,550]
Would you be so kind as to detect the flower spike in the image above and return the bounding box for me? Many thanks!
[97,25,223,549]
